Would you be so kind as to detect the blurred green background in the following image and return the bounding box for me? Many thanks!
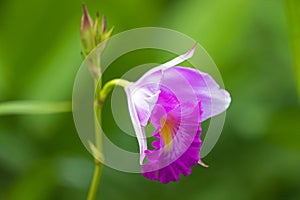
[1,0,300,199]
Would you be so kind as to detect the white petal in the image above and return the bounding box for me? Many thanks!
[135,43,197,86]
[161,42,197,69]
[125,84,148,164]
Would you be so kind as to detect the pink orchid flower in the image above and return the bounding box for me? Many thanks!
[124,44,231,184]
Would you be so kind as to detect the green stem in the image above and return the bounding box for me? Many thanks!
[0,101,72,115]
[285,0,300,99]
[99,79,129,104]
[87,162,103,200]
[87,79,103,200]
[87,78,129,200]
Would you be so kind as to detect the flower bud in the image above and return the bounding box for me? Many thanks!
[80,4,95,55]
[101,15,107,33]
[80,4,114,56]
[80,4,114,79]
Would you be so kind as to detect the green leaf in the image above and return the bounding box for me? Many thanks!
[0,101,71,115]
[285,0,300,99]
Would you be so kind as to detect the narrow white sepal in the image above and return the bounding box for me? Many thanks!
[198,160,209,168]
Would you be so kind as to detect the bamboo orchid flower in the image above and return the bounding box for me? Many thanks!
[124,44,231,184]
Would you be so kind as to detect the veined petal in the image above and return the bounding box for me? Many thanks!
[152,66,230,122]
[142,101,202,184]
[171,67,231,121]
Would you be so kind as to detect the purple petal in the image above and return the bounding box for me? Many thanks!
[163,66,231,122]
[142,100,202,184]
[142,126,201,184]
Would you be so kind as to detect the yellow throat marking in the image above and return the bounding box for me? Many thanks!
[159,115,176,151]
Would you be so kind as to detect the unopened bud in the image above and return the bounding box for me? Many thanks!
[80,4,114,79]
[80,3,95,55]
[102,16,107,33]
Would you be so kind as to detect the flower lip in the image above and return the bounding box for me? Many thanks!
[142,101,202,184]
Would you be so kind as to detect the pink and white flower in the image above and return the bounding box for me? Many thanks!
[124,44,231,184]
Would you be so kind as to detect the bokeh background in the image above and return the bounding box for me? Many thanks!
[1,0,300,199]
